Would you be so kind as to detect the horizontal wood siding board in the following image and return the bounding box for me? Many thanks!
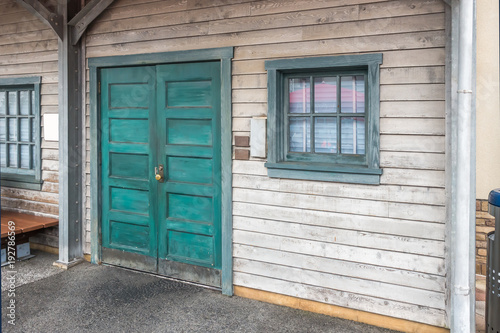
[380,118,445,135]
[234,243,445,293]
[1,197,58,216]
[233,272,446,327]
[233,31,446,60]
[231,49,446,75]
[232,67,445,91]
[232,103,267,117]
[233,216,445,257]
[380,135,445,153]
[86,30,445,59]
[381,168,446,188]
[0,40,58,56]
[91,0,437,34]
[231,174,446,206]
[233,230,445,275]
[0,29,56,46]
[233,188,445,223]
[1,187,58,204]
[380,84,445,101]
[232,66,445,90]
[233,258,445,309]
[231,202,446,242]
[0,51,59,66]
[380,101,445,118]
[209,3,444,35]
[380,66,445,84]
[380,151,445,170]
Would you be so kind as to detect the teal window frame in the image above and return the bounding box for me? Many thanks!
[0,76,43,190]
[265,54,383,184]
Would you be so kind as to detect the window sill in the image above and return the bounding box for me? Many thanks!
[1,177,43,191]
[265,162,382,184]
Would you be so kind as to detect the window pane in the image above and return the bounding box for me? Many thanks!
[31,118,35,142]
[20,90,31,115]
[8,144,17,167]
[341,76,365,114]
[0,118,5,141]
[20,118,30,142]
[314,117,337,153]
[8,91,17,115]
[8,118,17,141]
[289,78,310,114]
[19,144,31,169]
[0,92,6,115]
[314,77,337,113]
[0,143,6,167]
[341,117,365,154]
[31,90,35,114]
[289,117,310,152]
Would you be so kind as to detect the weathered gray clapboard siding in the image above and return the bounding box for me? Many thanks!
[235,258,445,309]
[234,216,444,257]
[232,174,446,205]
[233,188,446,223]
[82,0,448,326]
[0,1,59,218]
[234,229,444,276]
[234,272,446,327]
[234,243,445,292]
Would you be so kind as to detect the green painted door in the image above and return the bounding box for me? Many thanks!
[100,62,222,286]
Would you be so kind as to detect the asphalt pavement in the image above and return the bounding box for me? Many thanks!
[1,250,398,333]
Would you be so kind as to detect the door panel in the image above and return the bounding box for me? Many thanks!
[100,61,222,287]
[156,61,221,274]
[101,66,158,264]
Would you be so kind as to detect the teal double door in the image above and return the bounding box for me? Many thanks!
[100,61,222,287]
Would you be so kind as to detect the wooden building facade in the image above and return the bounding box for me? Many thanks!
[0,0,476,331]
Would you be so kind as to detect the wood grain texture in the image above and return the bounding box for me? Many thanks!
[234,258,445,309]
[233,216,445,257]
[231,174,446,205]
[234,243,445,292]
[233,229,445,275]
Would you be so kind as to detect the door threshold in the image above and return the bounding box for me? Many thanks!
[102,262,222,292]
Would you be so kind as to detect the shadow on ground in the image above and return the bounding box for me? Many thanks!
[1,251,399,333]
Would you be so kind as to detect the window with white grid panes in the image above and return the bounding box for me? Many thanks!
[0,77,42,190]
[265,54,382,184]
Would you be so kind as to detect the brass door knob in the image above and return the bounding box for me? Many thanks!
[155,165,164,182]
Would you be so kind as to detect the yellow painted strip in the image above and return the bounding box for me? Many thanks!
[234,286,449,333]
[30,242,58,255]
[84,254,91,262]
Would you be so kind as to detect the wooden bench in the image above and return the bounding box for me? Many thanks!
[1,211,58,263]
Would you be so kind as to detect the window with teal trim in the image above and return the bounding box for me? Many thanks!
[0,77,42,190]
[265,54,383,184]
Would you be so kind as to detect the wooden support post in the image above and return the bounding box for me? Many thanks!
[54,0,84,269]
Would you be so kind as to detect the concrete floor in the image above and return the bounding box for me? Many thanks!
[1,250,398,333]
[1,250,63,292]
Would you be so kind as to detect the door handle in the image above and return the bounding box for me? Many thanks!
[155,165,164,182]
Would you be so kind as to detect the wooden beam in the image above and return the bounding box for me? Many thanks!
[68,0,115,45]
[15,0,63,39]
[55,0,85,268]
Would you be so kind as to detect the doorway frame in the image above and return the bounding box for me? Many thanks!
[88,47,234,295]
